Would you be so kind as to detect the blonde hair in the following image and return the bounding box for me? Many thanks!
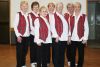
[74,2,81,9]
[56,2,63,9]
[48,2,55,8]
[67,3,74,9]
[39,6,47,12]
[20,1,28,6]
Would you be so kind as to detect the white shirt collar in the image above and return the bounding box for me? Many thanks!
[40,15,47,21]
[20,10,28,16]
[66,11,73,16]
[73,11,83,17]
[56,12,62,16]
[32,11,39,17]
[48,10,55,14]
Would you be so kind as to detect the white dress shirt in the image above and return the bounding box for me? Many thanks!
[56,12,69,41]
[71,12,89,41]
[29,11,39,36]
[64,12,73,36]
[34,16,52,44]
[14,11,30,37]
[48,13,58,38]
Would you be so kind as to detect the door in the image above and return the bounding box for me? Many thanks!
[0,0,9,44]
[88,2,100,48]
[88,2,96,40]
[95,3,100,41]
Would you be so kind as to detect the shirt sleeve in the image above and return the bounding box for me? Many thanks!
[34,18,41,44]
[51,23,58,38]
[83,16,89,40]
[14,13,22,37]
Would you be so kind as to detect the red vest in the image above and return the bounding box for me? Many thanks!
[46,14,50,24]
[64,13,74,35]
[39,17,48,41]
[77,14,86,39]
[65,13,86,39]
[29,12,37,26]
[64,13,69,23]
[17,12,26,35]
[46,14,49,22]
[54,13,63,37]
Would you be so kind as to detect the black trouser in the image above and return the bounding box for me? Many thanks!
[52,38,56,64]
[29,34,37,63]
[37,43,50,67]
[53,41,66,67]
[16,37,29,67]
[70,41,85,67]
[46,43,50,64]
[66,45,71,62]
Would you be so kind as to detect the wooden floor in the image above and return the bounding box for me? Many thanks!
[0,44,100,67]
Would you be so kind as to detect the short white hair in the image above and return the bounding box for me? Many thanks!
[20,1,28,6]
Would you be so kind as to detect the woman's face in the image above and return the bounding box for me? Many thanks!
[48,3,55,13]
[56,3,63,13]
[32,5,39,14]
[74,3,81,13]
[20,3,28,13]
[40,8,48,17]
[67,4,74,14]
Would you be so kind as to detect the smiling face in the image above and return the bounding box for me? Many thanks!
[32,5,39,13]
[31,2,39,14]
[20,1,28,13]
[74,2,81,13]
[67,3,74,15]
[48,3,55,13]
[40,6,48,17]
[56,2,63,14]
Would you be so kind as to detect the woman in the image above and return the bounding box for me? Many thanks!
[34,6,52,67]
[70,2,89,67]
